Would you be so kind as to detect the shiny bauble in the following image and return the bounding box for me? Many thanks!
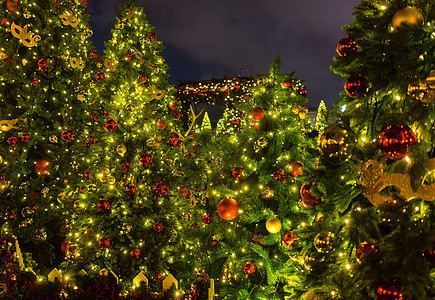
[153,221,163,232]
[300,183,322,208]
[392,7,424,30]
[282,80,292,88]
[408,70,435,104]
[243,262,256,274]
[98,198,111,212]
[291,161,303,176]
[122,223,132,233]
[21,207,34,218]
[217,197,239,220]
[154,181,169,197]
[65,244,82,261]
[251,107,265,122]
[337,36,358,57]
[35,159,52,175]
[375,278,404,300]
[107,176,116,184]
[61,129,74,142]
[140,153,152,166]
[61,241,70,254]
[201,213,212,224]
[356,241,379,264]
[379,125,417,160]
[116,144,127,155]
[345,73,368,98]
[265,216,282,233]
[318,124,350,163]
[314,231,334,253]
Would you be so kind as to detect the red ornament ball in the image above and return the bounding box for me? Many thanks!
[6,212,16,221]
[153,221,163,233]
[130,248,141,258]
[154,181,169,197]
[375,279,404,300]
[21,133,31,142]
[337,36,358,57]
[156,120,166,129]
[126,185,138,195]
[251,107,265,122]
[61,241,70,254]
[345,74,368,98]
[105,119,118,131]
[217,197,239,220]
[98,198,111,212]
[356,241,379,264]
[35,160,52,175]
[300,183,322,208]
[282,80,292,88]
[32,78,40,85]
[243,262,256,274]
[139,75,147,82]
[7,136,19,147]
[99,237,111,250]
[273,169,287,182]
[379,125,417,160]
[201,213,212,224]
[61,130,74,142]
[140,153,152,166]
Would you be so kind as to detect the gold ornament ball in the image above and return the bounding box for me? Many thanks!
[392,6,424,30]
[318,124,350,162]
[101,168,111,175]
[49,135,58,143]
[107,176,116,184]
[66,244,82,261]
[314,231,334,253]
[266,216,282,233]
[116,144,127,155]
[21,207,34,218]
[99,268,109,276]
[0,155,3,163]
[408,70,435,104]
[302,251,316,269]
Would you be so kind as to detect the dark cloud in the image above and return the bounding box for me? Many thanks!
[87,0,361,107]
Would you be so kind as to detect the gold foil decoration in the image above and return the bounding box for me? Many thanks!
[59,12,80,28]
[291,105,308,119]
[11,22,41,47]
[0,118,26,131]
[361,158,435,206]
[104,58,118,73]
[70,57,85,69]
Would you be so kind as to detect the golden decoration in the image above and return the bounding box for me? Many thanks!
[408,70,435,104]
[41,187,49,197]
[19,218,33,228]
[0,179,10,193]
[0,155,2,164]
[116,144,127,155]
[0,118,27,132]
[392,6,424,30]
[49,135,58,143]
[66,244,82,261]
[104,58,118,73]
[22,59,27,66]
[70,57,85,69]
[81,26,93,40]
[257,137,268,148]
[257,77,268,86]
[59,11,80,28]
[262,188,274,198]
[23,11,31,19]
[99,268,109,276]
[107,176,116,184]
[0,51,8,60]
[101,168,111,175]
[314,231,334,253]
[360,158,435,207]
[122,223,132,233]
[147,134,162,149]
[11,22,41,47]
[73,200,82,212]
[88,184,97,192]
[21,207,34,217]
[292,105,308,119]
[145,85,166,101]
[34,229,47,242]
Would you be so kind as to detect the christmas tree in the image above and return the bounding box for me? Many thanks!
[62,1,192,295]
[0,0,98,274]
[186,58,315,299]
[288,1,435,299]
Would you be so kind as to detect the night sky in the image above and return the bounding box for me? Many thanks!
[86,0,361,108]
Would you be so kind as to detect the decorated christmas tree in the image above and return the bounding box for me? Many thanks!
[185,58,315,299]
[287,1,435,299]
[0,0,98,276]
[61,1,193,296]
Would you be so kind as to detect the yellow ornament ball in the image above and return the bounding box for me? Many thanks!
[107,176,116,184]
[49,135,58,143]
[392,6,424,30]
[266,216,282,233]
[116,144,127,155]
